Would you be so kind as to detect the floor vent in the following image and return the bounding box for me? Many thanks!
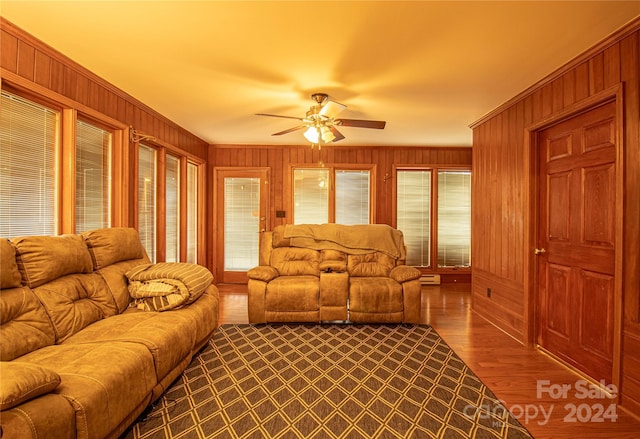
[419,274,441,285]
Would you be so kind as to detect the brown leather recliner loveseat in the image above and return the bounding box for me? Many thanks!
[247,224,421,324]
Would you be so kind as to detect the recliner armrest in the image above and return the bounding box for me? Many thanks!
[389,265,421,283]
[247,266,279,282]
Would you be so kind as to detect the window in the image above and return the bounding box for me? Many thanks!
[186,162,198,263]
[138,144,157,262]
[396,168,471,269]
[438,170,471,267]
[397,170,431,267]
[293,166,372,225]
[294,168,329,224]
[75,120,111,233]
[165,154,180,262]
[335,170,370,225]
[224,177,260,270]
[0,91,59,237]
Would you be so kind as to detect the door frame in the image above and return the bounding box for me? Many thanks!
[523,83,624,390]
[212,166,270,284]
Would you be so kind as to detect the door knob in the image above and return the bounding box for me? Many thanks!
[534,248,546,255]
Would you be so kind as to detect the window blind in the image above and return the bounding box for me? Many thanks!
[138,144,157,262]
[293,168,329,224]
[75,120,111,233]
[224,177,259,270]
[165,154,180,262]
[397,170,431,267]
[0,91,59,237]
[335,170,370,225]
[186,162,198,263]
[437,171,471,267]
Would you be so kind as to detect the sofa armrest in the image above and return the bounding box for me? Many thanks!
[247,266,279,282]
[389,265,421,283]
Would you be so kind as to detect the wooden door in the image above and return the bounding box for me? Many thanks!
[215,168,268,284]
[537,101,616,382]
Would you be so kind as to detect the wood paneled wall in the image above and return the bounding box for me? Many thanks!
[209,144,472,274]
[470,18,640,417]
[0,18,208,161]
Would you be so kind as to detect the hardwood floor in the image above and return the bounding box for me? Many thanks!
[216,283,640,438]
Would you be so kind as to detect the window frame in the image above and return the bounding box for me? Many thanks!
[288,163,376,224]
[393,164,471,274]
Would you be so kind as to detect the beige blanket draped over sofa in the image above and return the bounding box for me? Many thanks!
[282,223,406,260]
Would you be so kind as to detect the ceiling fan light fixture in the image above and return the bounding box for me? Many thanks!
[320,126,335,143]
[303,126,320,143]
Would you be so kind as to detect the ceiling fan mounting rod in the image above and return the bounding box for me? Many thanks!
[311,93,329,105]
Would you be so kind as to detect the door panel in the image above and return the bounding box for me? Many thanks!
[537,101,616,382]
[215,169,268,283]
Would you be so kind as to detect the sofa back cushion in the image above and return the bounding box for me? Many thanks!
[348,252,396,277]
[32,272,118,343]
[12,235,93,288]
[0,239,22,289]
[82,227,148,270]
[271,247,319,276]
[0,286,56,360]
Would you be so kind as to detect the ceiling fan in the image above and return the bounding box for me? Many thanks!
[256,93,386,146]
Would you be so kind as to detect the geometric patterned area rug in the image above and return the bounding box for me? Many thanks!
[122,324,533,439]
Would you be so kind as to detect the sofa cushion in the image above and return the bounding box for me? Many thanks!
[266,276,319,312]
[349,277,403,313]
[0,362,61,410]
[82,227,148,270]
[348,252,395,277]
[63,311,197,380]
[0,239,22,289]
[271,247,320,276]
[31,273,118,342]
[18,341,156,439]
[95,258,150,313]
[12,235,93,288]
[0,287,56,361]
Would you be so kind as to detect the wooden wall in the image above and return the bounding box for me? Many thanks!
[470,18,640,416]
[211,144,471,224]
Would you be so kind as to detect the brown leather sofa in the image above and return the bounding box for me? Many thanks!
[247,224,421,324]
[0,227,219,439]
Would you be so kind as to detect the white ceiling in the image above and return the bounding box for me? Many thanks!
[2,1,639,147]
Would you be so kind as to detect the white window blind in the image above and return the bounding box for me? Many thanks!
[397,170,431,267]
[75,120,111,233]
[138,144,157,262]
[165,154,180,262]
[0,91,59,237]
[293,168,329,224]
[186,162,198,263]
[335,170,370,225]
[438,170,471,267]
[224,177,259,270]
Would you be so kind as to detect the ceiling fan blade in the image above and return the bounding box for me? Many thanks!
[319,100,346,119]
[256,113,304,121]
[328,125,345,142]
[337,119,386,129]
[272,125,306,136]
